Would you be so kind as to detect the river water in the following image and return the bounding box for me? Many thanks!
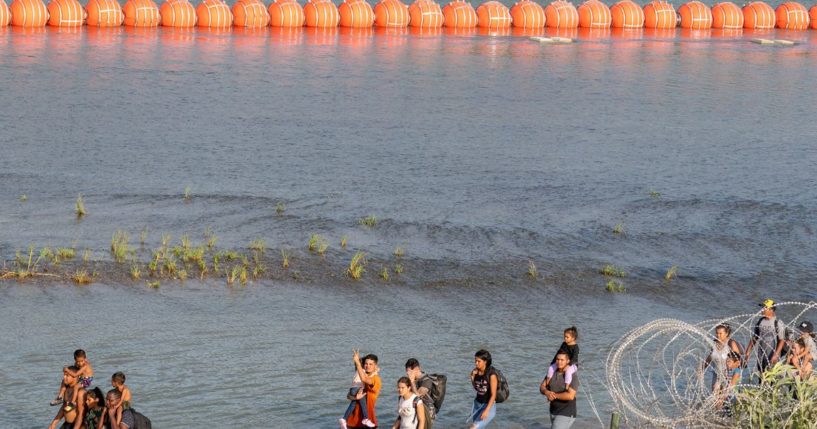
[2,10,817,428]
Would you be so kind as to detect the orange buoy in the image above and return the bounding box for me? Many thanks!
[197,0,232,27]
[775,2,808,30]
[442,0,476,27]
[160,0,196,27]
[476,1,510,28]
[811,5,817,29]
[0,0,10,26]
[545,1,577,28]
[233,0,269,27]
[642,1,674,28]
[711,2,742,29]
[268,0,303,27]
[374,0,408,27]
[47,0,85,27]
[11,0,48,26]
[578,0,610,28]
[123,0,159,26]
[610,0,643,28]
[408,0,442,28]
[86,0,124,26]
[339,0,374,27]
[510,0,544,28]
[742,1,774,29]
[304,0,339,27]
[678,1,711,29]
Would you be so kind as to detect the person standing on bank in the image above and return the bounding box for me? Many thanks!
[541,351,579,429]
[468,350,497,429]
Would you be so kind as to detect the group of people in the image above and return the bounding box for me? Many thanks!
[47,350,140,429]
[339,327,582,429]
[704,299,816,412]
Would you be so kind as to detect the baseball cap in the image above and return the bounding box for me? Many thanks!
[758,299,775,309]
[799,321,813,333]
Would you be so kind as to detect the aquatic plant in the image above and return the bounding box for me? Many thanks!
[275,202,286,215]
[5,246,50,279]
[649,190,661,199]
[239,267,248,285]
[347,251,366,280]
[161,233,172,250]
[223,251,239,261]
[82,249,91,264]
[162,257,177,276]
[665,265,678,281]
[380,267,389,281]
[394,264,404,275]
[19,195,27,202]
[130,265,141,280]
[227,265,241,285]
[71,269,92,285]
[317,241,328,256]
[308,234,327,254]
[359,215,377,227]
[606,279,625,292]
[111,230,130,263]
[147,281,160,289]
[56,247,76,261]
[75,194,87,218]
[394,246,405,258]
[39,247,55,264]
[180,234,191,250]
[527,260,538,279]
[178,269,188,282]
[613,223,624,235]
[281,249,290,269]
[601,264,626,278]
[140,227,148,246]
[212,253,221,274]
[249,239,266,253]
[184,186,191,201]
[340,236,348,249]
[252,264,264,279]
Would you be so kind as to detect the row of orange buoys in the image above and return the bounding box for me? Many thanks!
[1,0,816,30]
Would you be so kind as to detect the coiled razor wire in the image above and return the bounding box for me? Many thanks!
[603,301,817,428]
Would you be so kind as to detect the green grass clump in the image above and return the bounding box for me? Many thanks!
[19,195,27,202]
[71,269,92,285]
[394,246,405,258]
[527,260,538,279]
[249,239,266,253]
[308,234,327,254]
[606,279,625,293]
[380,267,389,281]
[613,223,623,235]
[281,249,290,269]
[347,251,366,280]
[82,249,91,263]
[111,230,130,263]
[227,266,241,285]
[183,186,191,201]
[130,265,141,280]
[178,269,188,282]
[359,215,377,227]
[340,236,348,249]
[665,265,678,281]
[75,194,87,218]
[733,362,817,427]
[147,281,160,289]
[394,264,404,275]
[275,202,286,215]
[600,264,626,278]
[56,247,76,262]
[649,190,661,199]
[180,234,191,250]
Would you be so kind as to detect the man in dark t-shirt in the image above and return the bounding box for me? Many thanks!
[541,351,578,429]
[406,358,436,418]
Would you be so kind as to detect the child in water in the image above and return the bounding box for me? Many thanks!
[51,349,94,407]
[545,327,579,389]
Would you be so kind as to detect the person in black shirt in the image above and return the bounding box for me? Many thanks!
[541,351,579,429]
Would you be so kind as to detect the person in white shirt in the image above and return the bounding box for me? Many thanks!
[392,376,426,429]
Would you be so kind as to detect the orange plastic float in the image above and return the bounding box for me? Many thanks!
[304,0,339,27]
[11,0,48,26]
[442,0,476,27]
[811,5,817,29]
[578,0,610,28]
[742,1,774,29]
[160,0,196,27]
[47,0,85,27]
[545,1,578,28]
[123,0,159,26]
[233,0,269,27]
[197,0,232,28]
[775,2,808,30]
[510,0,544,28]
[711,2,742,29]
[643,1,674,29]
[678,1,711,29]
[610,0,643,28]
[374,0,409,27]
[86,0,124,26]
[269,0,303,27]
[0,0,10,26]
[339,0,374,27]
[408,0,442,28]
[476,1,510,28]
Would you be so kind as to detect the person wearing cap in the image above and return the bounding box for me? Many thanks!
[797,321,816,364]
[744,299,788,374]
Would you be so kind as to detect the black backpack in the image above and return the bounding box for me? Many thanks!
[123,408,152,429]
[418,373,447,417]
[753,318,791,357]
[490,368,510,403]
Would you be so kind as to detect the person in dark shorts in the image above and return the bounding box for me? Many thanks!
[541,351,579,429]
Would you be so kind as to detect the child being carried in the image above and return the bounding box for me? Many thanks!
[545,327,579,390]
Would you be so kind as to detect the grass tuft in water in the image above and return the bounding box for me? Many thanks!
[183,186,191,201]
[130,264,141,280]
[178,269,188,282]
[394,264,404,275]
[600,264,626,278]
[275,202,285,215]
[180,234,191,250]
[19,195,27,202]
[340,236,348,249]
[111,230,131,263]
[665,265,678,281]
[606,279,626,293]
[527,260,538,279]
[56,247,76,262]
[380,266,389,281]
[613,223,624,235]
[75,194,87,218]
[281,249,290,269]
[308,234,327,254]
[147,280,160,289]
[649,189,661,199]
[82,249,91,264]
[249,239,266,253]
[393,246,404,258]
[359,215,377,227]
[71,269,92,285]
[347,251,366,280]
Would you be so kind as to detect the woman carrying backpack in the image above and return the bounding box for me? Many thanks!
[468,350,497,429]
[392,377,427,429]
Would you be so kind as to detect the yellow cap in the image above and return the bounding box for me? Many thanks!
[759,299,775,309]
